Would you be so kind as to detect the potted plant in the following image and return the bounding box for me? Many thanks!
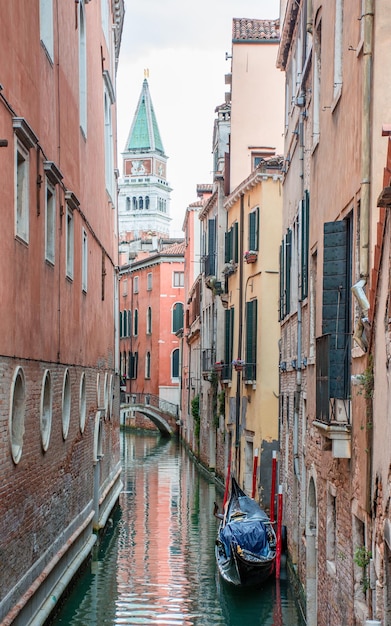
[214,361,224,372]
[232,358,246,372]
[244,250,258,263]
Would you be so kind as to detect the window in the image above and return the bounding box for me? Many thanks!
[119,311,123,338]
[66,207,74,279]
[172,349,180,379]
[40,370,52,451]
[79,0,87,134]
[134,309,138,336]
[279,229,292,320]
[15,141,29,243]
[79,372,87,433]
[104,372,109,419]
[225,222,239,263]
[301,192,310,299]
[172,302,184,333]
[9,367,26,464]
[82,228,88,292]
[223,308,235,380]
[173,271,184,288]
[101,0,109,44]
[145,352,151,379]
[133,276,139,293]
[45,179,56,264]
[129,352,138,379]
[62,369,71,439]
[128,309,132,337]
[123,310,127,338]
[326,486,337,572]
[146,306,152,334]
[147,272,152,290]
[39,0,54,60]
[104,86,114,200]
[313,19,322,145]
[245,299,257,381]
[333,0,343,101]
[248,207,259,251]
[206,218,216,276]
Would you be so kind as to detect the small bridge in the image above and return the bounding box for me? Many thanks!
[121,392,180,437]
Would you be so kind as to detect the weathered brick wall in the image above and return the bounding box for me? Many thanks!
[0,358,119,607]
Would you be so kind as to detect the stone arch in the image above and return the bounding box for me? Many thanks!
[306,471,318,626]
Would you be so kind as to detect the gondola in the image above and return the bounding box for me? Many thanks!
[214,477,276,587]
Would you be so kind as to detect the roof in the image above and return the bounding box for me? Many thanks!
[160,241,185,256]
[232,18,280,42]
[125,79,165,155]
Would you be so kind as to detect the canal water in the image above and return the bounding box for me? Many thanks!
[52,431,305,625]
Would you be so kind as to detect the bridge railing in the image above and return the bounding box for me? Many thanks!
[129,392,179,419]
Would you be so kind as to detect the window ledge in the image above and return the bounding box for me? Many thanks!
[313,420,351,458]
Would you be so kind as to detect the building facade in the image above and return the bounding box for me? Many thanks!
[0,1,124,624]
[277,1,391,624]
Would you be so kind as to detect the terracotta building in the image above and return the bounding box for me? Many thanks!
[277,1,391,624]
[0,1,124,624]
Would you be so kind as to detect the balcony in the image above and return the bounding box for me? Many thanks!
[202,348,216,379]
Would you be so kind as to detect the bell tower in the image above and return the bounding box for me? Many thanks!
[118,72,172,240]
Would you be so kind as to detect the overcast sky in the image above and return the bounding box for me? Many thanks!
[116,0,281,235]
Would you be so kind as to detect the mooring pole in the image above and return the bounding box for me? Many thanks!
[251,448,259,498]
[276,485,283,579]
[270,450,277,523]
[223,447,232,508]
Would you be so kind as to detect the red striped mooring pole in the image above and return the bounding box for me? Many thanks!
[276,485,283,579]
[270,450,277,523]
[251,448,259,499]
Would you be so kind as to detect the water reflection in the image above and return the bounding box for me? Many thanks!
[52,432,305,625]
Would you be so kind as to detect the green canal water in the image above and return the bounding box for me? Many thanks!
[51,431,305,625]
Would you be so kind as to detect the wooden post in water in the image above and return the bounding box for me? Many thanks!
[223,447,232,507]
[270,450,277,523]
[276,485,283,579]
[251,448,258,498]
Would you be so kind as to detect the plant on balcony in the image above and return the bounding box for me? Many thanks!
[214,361,224,372]
[232,358,246,371]
[244,250,258,263]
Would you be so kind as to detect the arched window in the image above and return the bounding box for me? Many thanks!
[146,306,152,334]
[139,196,143,210]
[79,372,87,433]
[145,351,151,379]
[9,367,26,464]
[132,196,137,210]
[126,197,130,211]
[172,302,184,333]
[128,309,132,337]
[62,369,71,440]
[172,349,180,379]
[145,196,150,209]
[40,369,52,451]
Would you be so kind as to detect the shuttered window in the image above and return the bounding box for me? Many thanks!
[208,218,216,275]
[172,302,184,333]
[301,191,310,299]
[248,208,259,251]
[245,299,257,380]
[225,223,239,263]
[322,219,351,399]
[224,308,235,379]
[129,352,138,379]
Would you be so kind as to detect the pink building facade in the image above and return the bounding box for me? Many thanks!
[0,2,124,623]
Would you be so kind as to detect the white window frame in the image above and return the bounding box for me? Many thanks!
[82,228,88,292]
[39,0,54,61]
[173,271,184,288]
[15,140,30,243]
[9,367,26,464]
[45,178,56,264]
[62,369,71,440]
[66,206,74,279]
[333,0,343,102]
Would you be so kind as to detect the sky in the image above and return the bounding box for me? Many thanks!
[116,0,281,236]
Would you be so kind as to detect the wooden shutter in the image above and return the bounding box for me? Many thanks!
[301,191,310,300]
[208,218,216,275]
[323,220,351,399]
[285,229,292,316]
[245,300,257,379]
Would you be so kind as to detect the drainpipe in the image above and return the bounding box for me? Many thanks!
[359,0,373,279]
[235,194,245,477]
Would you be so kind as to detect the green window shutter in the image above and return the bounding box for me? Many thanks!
[323,220,351,399]
[225,230,232,263]
[233,222,239,263]
[224,308,234,379]
[279,242,285,321]
[173,303,184,333]
[119,311,123,338]
[249,208,259,251]
[285,229,292,316]
[208,218,216,275]
[172,348,180,378]
[128,310,132,337]
[134,309,138,336]
[301,191,310,300]
[245,299,257,379]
